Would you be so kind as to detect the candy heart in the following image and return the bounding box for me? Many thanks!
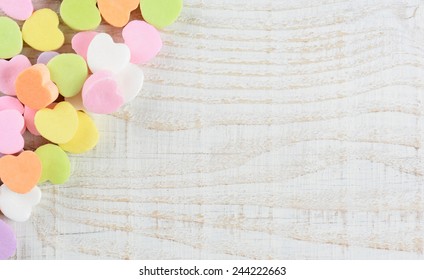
[37,51,59,64]
[0,55,31,96]
[71,31,98,61]
[35,144,71,184]
[0,184,41,222]
[65,93,86,111]
[82,71,124,114]
[23,106,40,136]
[0,17,23,59]
[0,151,42,194]
[22,8,65,51]
[0,96,24,114]
[0,110,24,155]
[87,33,131,74]
[0,219,16,260]
[60,0,101,31]
[0,0,33,21]
[15,64,59,110]
[140,0,183,29]
[47,54,88,98]
[60,111,99,154]
[34,101,79,144]
[97,0,139,27]
[123,20,162,64]
[115,63,144,103]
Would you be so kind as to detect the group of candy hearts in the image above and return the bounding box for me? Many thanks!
[0,0,183,259]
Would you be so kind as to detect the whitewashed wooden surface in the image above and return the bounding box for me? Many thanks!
[3,0,424,259]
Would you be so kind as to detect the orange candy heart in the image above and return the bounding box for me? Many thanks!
[97,0,139,27]
[15,64,59,110]
[0,151,42,194]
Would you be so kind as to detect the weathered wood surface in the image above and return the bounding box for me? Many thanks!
[2,0,424,259]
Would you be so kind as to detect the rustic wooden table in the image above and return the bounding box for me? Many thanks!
[3,0,424,259]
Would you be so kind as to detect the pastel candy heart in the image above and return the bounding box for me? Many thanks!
[60,0,101,31]
[47,54,88,98]
[0,110,24,155]
[37,51,59,64]
[71,31,98,61]
[87,33,131,74]
[0,220,16,260]
[0,0,33,21]
[115,64,144,103]
[34,101,79,144]
[97,0,139,27]
[22,8,65,51]
[0,184,41,222]
[123,20,162,64]
[0,96,24,114]
[0,151,42,194]
[60,111,99,154]
[35,144,71,184]
[0,55,31,96]
[15,64,59,110]
[140,0,183,29]
[82,71,124,114]
[0,17,23,59]
[23,106,40,135]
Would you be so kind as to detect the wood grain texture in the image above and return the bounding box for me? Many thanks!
[2,0,424,259]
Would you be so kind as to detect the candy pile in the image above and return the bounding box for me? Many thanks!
[0,0,183,259]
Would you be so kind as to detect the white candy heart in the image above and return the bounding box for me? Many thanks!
[0,184,41,222]
[115,63,144,103]
[87,33,130,74]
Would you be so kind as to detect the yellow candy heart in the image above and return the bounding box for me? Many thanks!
[22,8,65,51]
[34,101,79,144]
[60,111,99,154]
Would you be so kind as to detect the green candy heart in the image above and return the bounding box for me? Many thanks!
[47,54,88,98]
[60,0,101,31]
[35,144,71,185]
[0,17,23,59]
[140,0,183,29]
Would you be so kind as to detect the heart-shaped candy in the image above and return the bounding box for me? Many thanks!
[0,0,33,21]
[0,110,24,155]
[87,33,131,74]
[60,0,101,31]
[37,51,59,64]
[0,96,24,114]
[0,55,31,96]
[0,151,42,194]
[0,17,23,59]
[65,93,86,111]
[123,20,162,64]
[35,144,71,184]
[97,0,139,27]
[15,64,59,110]
[34,101,79,144]
[115,63,144,103]
[140,0,183,29]
[60,111,99,154]
[0,219,16,260]
[47,54,88,98]
[71,31,98,61]
[0,184,41,222]
[22,8,65,51]
[82,71,124,114]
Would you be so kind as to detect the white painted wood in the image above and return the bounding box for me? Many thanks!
[2,0,424,259]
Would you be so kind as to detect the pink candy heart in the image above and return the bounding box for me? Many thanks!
[0,96,24,114]
[0,55,31,96]
[0,0,33,21]
[0,110,25,154]
[122,20,162,64]
[82,71,124,114]
[71,31,98,61]
[0,219,16,260]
